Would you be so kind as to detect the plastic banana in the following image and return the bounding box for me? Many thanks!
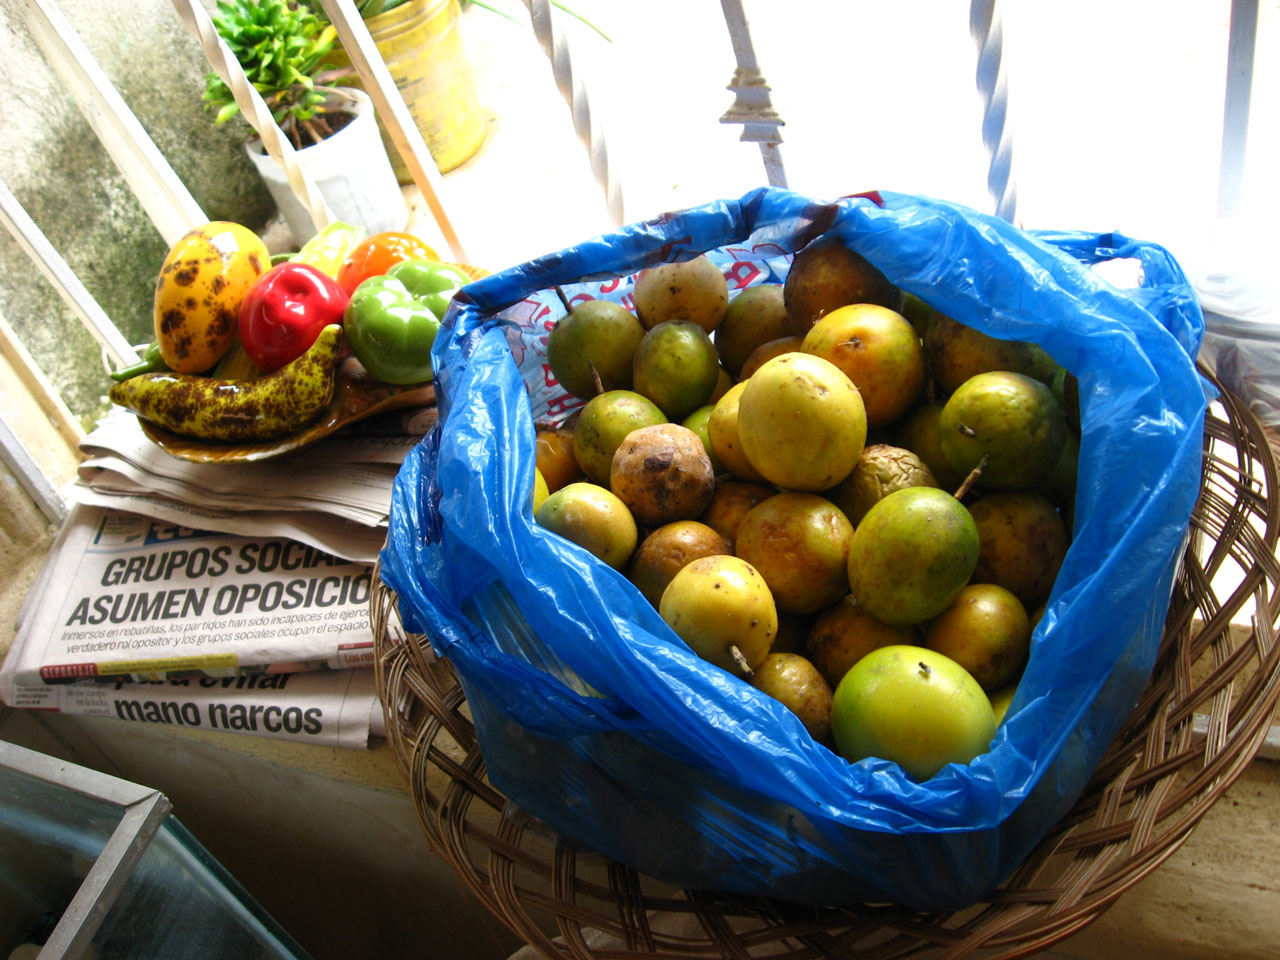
[109,324,347,442]
[211,341,266,381]
[292,221,366,280]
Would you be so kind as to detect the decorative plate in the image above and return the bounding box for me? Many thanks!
[137,358,436,463]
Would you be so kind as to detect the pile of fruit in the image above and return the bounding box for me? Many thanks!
[107,221,472,442]
[533,239,1077,782]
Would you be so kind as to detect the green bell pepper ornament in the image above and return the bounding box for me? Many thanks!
[343,259,471,384]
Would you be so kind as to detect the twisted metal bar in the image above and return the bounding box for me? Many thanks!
[523,0,624,227]
[718,0,787,188]
[970,0,1018,224]
[170,0,334,233]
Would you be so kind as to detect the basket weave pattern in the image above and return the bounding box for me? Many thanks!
[371,368,1280,959]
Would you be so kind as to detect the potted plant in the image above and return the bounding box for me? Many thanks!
[203,0,409,244]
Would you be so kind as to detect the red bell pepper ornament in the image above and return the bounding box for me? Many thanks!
[238,262,351,372]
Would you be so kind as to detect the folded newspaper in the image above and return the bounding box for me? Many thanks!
[72,411,429,563]
[5,669,384,750]
[0,503,392,748]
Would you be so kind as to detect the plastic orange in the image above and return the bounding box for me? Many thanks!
[337,231,441,295]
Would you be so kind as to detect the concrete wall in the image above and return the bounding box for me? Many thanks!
[0,0,276,426]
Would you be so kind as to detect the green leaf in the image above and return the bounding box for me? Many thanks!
[208,0,356,135]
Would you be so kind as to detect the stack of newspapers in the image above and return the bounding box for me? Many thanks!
[0,410,433,750]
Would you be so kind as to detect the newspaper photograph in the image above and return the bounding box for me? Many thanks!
[4,668,382,749]
[0,503,379,698]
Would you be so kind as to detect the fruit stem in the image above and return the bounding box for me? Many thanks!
[729,644,753,679]
[554,285,573,313]
[953,454,989,501]
[588,361,605,398]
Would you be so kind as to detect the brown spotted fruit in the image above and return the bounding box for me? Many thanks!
[923,312,1049,396]
[827,443,940,527]
[154,221,270,373]
[806,594,919,689]
[609,423,716,527]
[633,254,729,333]
[108,324,346,442]
[628,520,730,608]
[923,583,1031,692]
[968,491,1069,607]
[698,478,777,545]
[783,239,902,337]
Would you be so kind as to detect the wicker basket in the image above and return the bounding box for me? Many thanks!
[370,366,1280,960]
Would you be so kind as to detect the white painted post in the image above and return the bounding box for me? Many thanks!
[0,179,139,368]
[317,0,470,262]
[1219,0,1259,217]
[20,0,208,247]
[522,0,624,228]
[718,0,787,189]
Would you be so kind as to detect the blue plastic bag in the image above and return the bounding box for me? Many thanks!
[381,187,1209,912]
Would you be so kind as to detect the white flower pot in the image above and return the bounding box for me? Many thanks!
[245,88,408,245]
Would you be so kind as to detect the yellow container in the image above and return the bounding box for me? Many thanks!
[334,0,488,180]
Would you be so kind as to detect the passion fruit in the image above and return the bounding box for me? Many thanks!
[830,644,996,781]
[535,482,638,570]
[801,303,925,428]
[846,486,979,626]
[735,492,854,615]
[628,520,731,608]
[783,238,902,336]
[609,423,716,527]
[633,255,729,333]
[659,555,777,677]
[546,298,645,399]
[938,371,1067,491]
[737,353,867,492]
[826,444,939,526]
[715,283,789,376]
[572,390,666,486]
